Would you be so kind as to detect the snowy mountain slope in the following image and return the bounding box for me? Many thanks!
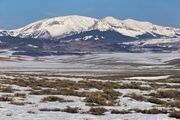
[60,30,136,42]
[1,15,180,41]
[95,17,180,38]
[142,38,180,45]
[0,29,10,36]
[122,38,180,49]
[11,15,98,39]
[0,30,3,36]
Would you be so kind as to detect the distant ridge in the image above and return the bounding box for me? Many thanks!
[0,15,180,40]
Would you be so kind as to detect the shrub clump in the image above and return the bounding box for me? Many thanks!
[147,97,166,105]
[168,100,180,108]
[0,86,14,93]
[84,90,121,106]
[155,90,180,99]
[39,108,61,112]
[169,111,180,119]
[111,109,131,114]
[30,88,80,96]
[127,93,146,101]
[10,100,32,106]
[10,101,27,106]
[39,106,80,113]
[41,96,73,103]
[61,106,80,113]
[0,95,13,101]
[134,108,167,114]
[14,93,27,98]
[89,107,108,115]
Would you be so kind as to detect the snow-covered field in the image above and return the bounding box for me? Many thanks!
[123,38,180,46]
[0,52,179,120]
[0,51,179,74]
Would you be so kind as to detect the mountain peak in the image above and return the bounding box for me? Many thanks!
[1,15,180,39]
[12,15,98,38]
[124,18,139,22]
[103,16,121,25]
[124,19,152,26]
[104,16,118,21]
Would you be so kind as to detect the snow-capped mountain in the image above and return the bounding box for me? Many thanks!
[0,15,179,56]
[10,15,98,39]
[98,17,180,38]
[0,29,9,36]
[2,15,179,40]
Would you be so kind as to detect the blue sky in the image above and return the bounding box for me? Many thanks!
[0,0,180,29]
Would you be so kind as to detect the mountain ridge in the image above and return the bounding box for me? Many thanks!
[0,15,179,56]
[1,15,180,40]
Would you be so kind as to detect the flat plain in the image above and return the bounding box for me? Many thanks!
[0,51,179,120]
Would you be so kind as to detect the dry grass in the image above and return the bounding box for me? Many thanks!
[149,82,180,89]
[111,109,131,114]
[61,106,80,113]
[127,93,167,106]
[89,107,108,115]
[10,101,27,106]
[147,97,166,105]
[78,81,121,90]
[0,95,13,102]
[132,108,167,114]
[155,90,180,99]
[84,89,121,106]
[167,100,180,108]
[1,77,151,93]
[120,82,142,89]
[126,93,146,101]
[39,106,80,113]
[27,111,36,114]
[1,73,180,117]
[10,100,32,106]
[39,108,61,112]
[0,86,14,93]
[140,108,167,114]
[14,93,27,98]
[41,96,73,103]
[169,111,180,119]
[30,88,80,96]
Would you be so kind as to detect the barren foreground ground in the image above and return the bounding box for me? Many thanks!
[0,52,179,120]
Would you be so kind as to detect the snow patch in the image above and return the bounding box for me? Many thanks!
[126,75,170,80]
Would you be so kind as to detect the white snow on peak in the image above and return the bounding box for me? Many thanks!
[91,20,112,31]
[0,30,3,36]
[98,17,146,37]
[103,16,122,25]
[123,19,153,31]
[0,29,10,37]
[123,19,180,37]
[11,15,98,38]
[2,15,180,39]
